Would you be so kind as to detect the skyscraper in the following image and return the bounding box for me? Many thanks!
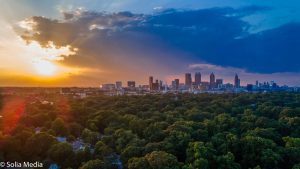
[174,79,179,90]
[216,79,223,88]
[149,76,153,90]
[152,79,159,90]
[247,84,253,91]
[234,74,240,88]
[127,81,136,88]
[195,72,201,85]
[159,80,163,91]
[185,73,192,87]
[210,72,215,88]
[116,81,122,89]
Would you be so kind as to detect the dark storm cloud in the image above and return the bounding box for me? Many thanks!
[217,23,300,73]
[19,6,300,75]
[63,12,74,20]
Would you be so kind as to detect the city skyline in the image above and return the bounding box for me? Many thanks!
[0,0,300,86]
[101,72,287,89]
[97,72,299,95]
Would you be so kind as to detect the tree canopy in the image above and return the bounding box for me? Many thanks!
[1,92,300,169]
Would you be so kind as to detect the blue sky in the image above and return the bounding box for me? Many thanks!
[0,0,300,86]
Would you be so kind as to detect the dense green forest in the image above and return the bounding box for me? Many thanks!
[1,93,300,169]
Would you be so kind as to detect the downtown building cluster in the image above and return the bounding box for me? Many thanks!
[99,72,298,96]
[168,72,241,92]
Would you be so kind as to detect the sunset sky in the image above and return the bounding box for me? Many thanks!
[0,0,300,87]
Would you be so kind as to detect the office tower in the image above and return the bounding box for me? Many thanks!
[271,81,277,88]
[256,80,259,87]
[247,84,253,91]
[116,81,122,89]
[149,76,153,90]
[175,79,179,90]
[216,79,223,88]
[127,81,136,88]
[159,80,163,90]
[152,79,159,90]
[210,72,215,88]
[171,80,176,89]
[185,73,192,87]
[195,72,202,85]
[234,74,240,88]
[200,82,210,91]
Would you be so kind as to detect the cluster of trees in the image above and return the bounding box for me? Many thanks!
[0,93,300,169]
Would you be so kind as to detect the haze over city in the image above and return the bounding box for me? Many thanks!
[0,0,300,86]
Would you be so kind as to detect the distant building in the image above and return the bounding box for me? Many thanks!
[216,79,223,88]
[60,88,72,95]
[116,81,122,89]
[195,72,202,85]
[234,74,240,88]
[101,84,116,90]
[149,76,153,90]
[141,85,150,90]
[224,83,234,89]
[247,84,253,91]
[127,81,136,88]
[152,80,159,91]
[174,79,179,90]
[270,81,278,88]
[159,80,163,90]
[210,73,215,88]
[185,73,192,88]
[200,82,210,91]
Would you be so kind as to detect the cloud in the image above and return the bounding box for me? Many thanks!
[63,12,74,20]
[15,6,300,85]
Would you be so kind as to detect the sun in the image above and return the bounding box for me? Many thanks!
[34,60,57,76]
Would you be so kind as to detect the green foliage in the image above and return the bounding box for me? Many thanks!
[79,159,106,169]
[128,157,150,169]
[216,152,240,169]
[81,128,99,145]
[51,118,68,136]
[185,141,215,169]
[145,151,180,169]
[48,142,75,168]
[69,122,83,138]
[293,163,300,169]
[1,93,300,169]
[24,132,57,160]
[94,141,113,158]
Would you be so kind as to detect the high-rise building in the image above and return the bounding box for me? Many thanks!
[185,73,192,87]
[234,74,240,88]
[116,81,122,89]
[195,72,202,85]
[127,81,136,88]
[171,80,176,89]
[247,84,253,91]
[210,72,215,88]
[149,76,153,90]
[216,79,223,88]
[152,79,159,91]
[174,79,179,90]
[159,80,163,90]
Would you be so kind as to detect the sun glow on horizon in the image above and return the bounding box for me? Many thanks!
[0,21,79,79]
[33,59,57,76]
